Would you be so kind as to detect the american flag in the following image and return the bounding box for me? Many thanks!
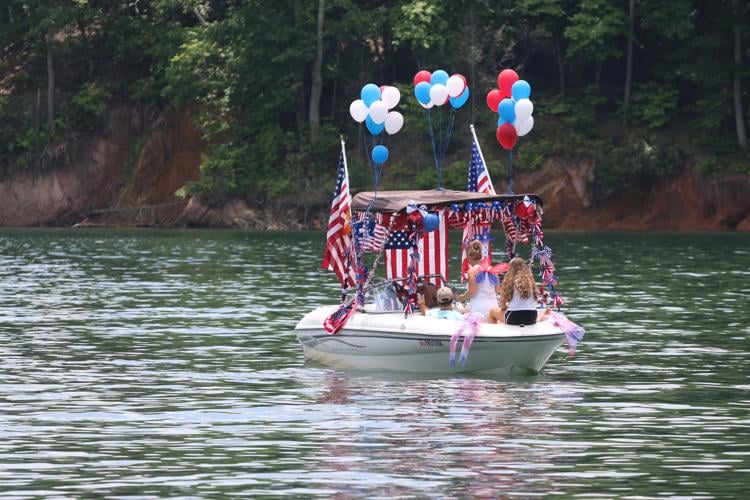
[323,303,354,334]
[462,131,496,280]
[353,216,389,253]
[384,209,447,284]
[321,146,356,288]
[467,134,495,195]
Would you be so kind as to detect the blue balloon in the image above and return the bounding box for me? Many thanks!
[449,87,470,109]
[498,98,516,123]
[511,80,531,101]
[414,81,431,105]
[423,213,439,232]
[430,69,449,86]
[371,145,389,165]
[361,83,381,107]
[366,115,384,135]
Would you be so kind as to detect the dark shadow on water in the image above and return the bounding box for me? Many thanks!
[301,360,551,383]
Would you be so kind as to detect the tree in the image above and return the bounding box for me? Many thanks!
[309,0,325,138]
[623,0,635,124]
[515,0,571,96]
[564,0,627,85]
[732,0,748,148]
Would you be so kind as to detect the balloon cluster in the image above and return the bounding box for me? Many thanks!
[413,69,469,110]
[349,84,404,165]
[485,69,535,150]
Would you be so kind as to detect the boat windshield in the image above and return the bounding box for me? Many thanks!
[366,282,404,312]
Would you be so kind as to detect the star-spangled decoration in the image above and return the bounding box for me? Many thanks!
[384,230,412,250]
[475,227,494,243]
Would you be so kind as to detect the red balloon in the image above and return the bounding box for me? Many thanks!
[413,70,431,87]
[486,89,501,112]
[496,123,517,150]
[526,204,537,219]
[497,69,519,98]
[515,201,528,219]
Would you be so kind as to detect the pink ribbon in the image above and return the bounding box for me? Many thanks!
[552,293,565,309]
[475,258,509,286]
[449,312,483,368]
[548,310,584,356]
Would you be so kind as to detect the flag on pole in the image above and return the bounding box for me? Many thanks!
[467,133,496,195]
[462,127,496,281]
[321,143,356,288]
[384,209,447,284]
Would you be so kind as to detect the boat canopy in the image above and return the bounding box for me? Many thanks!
[351,189,542,213]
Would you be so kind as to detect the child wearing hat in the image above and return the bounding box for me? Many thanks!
[418,286,464,321]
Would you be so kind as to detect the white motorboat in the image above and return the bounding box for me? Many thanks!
[296,304,565,374]
[296,135,583,374]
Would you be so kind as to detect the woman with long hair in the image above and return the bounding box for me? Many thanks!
[488,257,541,325]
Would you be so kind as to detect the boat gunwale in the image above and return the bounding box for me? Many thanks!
[297,330,565,343]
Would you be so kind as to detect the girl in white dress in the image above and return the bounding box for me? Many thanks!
[457,240,502,318]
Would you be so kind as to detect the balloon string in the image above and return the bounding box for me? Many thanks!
[508,149,514,194]
[425,109,441,189]
[361,126,380,193]
[441,108,456,171]
[438,106,443,170]
[373,135,382,193]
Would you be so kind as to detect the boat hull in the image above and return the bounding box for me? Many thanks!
[295,306,565,374]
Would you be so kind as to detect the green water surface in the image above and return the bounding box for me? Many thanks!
[0,229,748,498]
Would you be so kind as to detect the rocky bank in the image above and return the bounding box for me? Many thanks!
[1,106,748,231]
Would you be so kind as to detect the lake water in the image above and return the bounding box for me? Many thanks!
[1,228,748,498]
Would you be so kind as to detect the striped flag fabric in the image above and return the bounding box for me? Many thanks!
[384,209,447,285]
[354,215,389,253]
[323,303,355,334]
[321,146,356,288]
[462,131,496,281]
[467,134,495,195]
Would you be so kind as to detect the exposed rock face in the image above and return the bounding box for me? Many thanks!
[0,105,204,227]
[506,158,750,231]
[176,197,305,230]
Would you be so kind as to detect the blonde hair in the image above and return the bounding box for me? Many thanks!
[500,257,537,307]
[467,240,483,264]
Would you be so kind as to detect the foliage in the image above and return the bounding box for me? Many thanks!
[70,83,111,131]
[626,83,678,129]
[564,0,627,61]
[594,136,681,200]
[0,0,749,209]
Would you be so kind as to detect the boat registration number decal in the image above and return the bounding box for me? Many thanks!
[419,340,443,347]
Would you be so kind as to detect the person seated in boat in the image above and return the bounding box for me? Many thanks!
[487,257,548,325]
[418,286,464,321]
[456,240,503,319]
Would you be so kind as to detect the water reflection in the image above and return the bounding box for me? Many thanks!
[0,229,748,497]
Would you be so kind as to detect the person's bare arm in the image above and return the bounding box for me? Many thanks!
[458,268,478,302]
[417,294,428,315]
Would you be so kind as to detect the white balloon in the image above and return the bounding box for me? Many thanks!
[384,111,404,135]
[515,98,534,122]
[381,86,401,109]
[369,100,388,124]
[349,99,368,123]
[446,75,465,98]
[429,84,448,106]
[516,116,534,137]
